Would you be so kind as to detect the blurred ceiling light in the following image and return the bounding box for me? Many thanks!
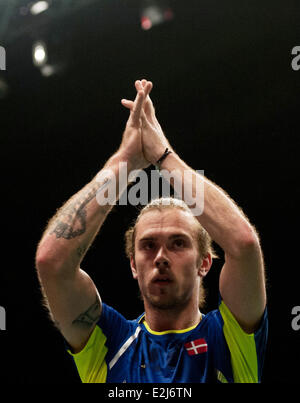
[32,39,67,78]
[32,41,48,67]
[141,16,152,31]
[140,4,173,30]
[30,1,49,16]
[40,64,56,77]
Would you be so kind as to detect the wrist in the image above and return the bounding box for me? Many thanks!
[113,149,145,173]
[155,148,173,169]
[158,150,180,170]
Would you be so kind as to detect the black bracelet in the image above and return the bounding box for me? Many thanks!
[156,148,172,167]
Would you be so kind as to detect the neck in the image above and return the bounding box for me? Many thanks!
[143,302,201,332]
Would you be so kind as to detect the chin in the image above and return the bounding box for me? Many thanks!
[146,293,187,311]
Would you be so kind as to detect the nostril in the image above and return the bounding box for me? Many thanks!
[155,259,169,268]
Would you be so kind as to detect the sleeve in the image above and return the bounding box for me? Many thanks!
[219,300,268,383]
[67,324,108,383]
[67,303,134,383]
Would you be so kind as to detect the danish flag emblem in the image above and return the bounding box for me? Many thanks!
[184,338,208,356]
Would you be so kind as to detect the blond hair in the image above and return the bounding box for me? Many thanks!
[125,197,217,260]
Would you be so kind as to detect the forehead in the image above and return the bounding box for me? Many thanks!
[135,208,198,239]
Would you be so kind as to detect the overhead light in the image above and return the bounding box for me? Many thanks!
[141,16,152,31]
[30,1,49,16]
[40,64,56,77]
[32,41,48,67]
[32,38,68,78]
[140,3,174,31]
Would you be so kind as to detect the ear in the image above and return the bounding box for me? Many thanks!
[130,256,138,280]
[198,253,212,278]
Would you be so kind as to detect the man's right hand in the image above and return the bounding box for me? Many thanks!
[119,80,153,171]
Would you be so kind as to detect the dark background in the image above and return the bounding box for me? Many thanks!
[0,0,299,384]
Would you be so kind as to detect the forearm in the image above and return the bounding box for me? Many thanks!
[36,151,135,276]
[159,152,258,257]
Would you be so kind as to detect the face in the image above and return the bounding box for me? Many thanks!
[131,208,209,311]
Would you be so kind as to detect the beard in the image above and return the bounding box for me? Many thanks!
[138,283,193,311]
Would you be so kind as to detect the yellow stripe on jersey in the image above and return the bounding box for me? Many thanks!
[219,301,258,383]
[143,317,201,335]
[67,325,108,383]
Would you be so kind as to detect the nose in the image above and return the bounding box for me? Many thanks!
[154,246,170,269]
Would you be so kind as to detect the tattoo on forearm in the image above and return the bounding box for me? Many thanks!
[50,178,111,240]
[72,296,101,328]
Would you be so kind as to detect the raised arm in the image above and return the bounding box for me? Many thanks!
[158,153,266,333]
[35,81,152,352]
[126,80,266,333]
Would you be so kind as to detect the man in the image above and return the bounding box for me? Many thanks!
[35,79,268,383]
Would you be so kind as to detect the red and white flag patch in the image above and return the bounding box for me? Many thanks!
[184,338,208,356]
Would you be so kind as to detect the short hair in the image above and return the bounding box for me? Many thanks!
[124,197,218,262]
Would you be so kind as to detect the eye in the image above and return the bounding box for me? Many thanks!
[173,238,185,248]
[141,241,155,250]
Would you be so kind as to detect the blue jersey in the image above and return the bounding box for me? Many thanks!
[67,300,268,383]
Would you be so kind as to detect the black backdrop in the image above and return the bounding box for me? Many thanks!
[0,0,299,384]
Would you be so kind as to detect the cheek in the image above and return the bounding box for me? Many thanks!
[179,256,200,281]
[133,256,148,282]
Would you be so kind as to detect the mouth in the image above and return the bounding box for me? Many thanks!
[152,277,173,286]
